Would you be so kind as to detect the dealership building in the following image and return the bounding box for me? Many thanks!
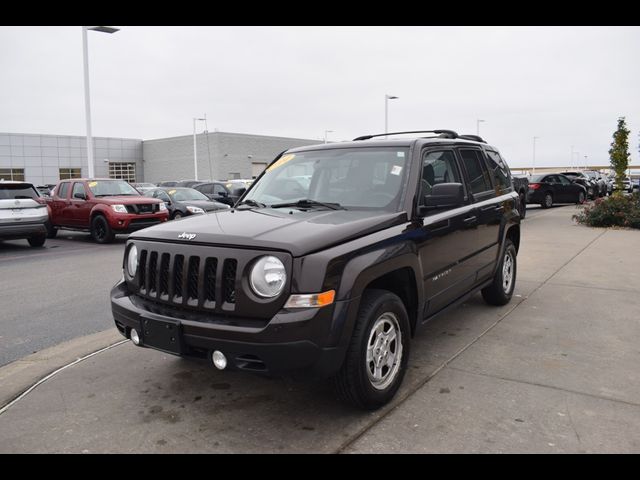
[0,131,321,185]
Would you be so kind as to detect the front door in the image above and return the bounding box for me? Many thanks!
[70,181,91,226]
[417,149,479,317]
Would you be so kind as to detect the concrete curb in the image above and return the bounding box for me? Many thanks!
[0,329,124,409]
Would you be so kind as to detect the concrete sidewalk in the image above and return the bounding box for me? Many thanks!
[1,205,639,453]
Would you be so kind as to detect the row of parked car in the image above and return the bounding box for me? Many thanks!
[0,177,255,247]
[519,171,638,209]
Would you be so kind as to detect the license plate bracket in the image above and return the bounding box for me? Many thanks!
[141,317,182,354]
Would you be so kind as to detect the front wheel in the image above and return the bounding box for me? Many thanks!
[91,215,115,244]
[541,192,553,209]
[45,221,58,238]
[333,289,410,410]
[482,239,517,306]
[173,212,183,220]
[518,191,527,219]
[577,191,586,204]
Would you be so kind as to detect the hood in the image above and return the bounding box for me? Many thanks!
[96,196,161,205]
[131,207,407,257]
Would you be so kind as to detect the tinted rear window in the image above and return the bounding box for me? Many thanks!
[0,184,39,200]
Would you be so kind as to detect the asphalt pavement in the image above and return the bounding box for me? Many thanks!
[0,231,126,366]
[1,204,639,453]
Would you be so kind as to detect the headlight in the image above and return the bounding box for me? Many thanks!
[249,256,286,298]
[112,204,128,213]
[159,202,167,211]
[186,206,205,214]
[126,244,138,277]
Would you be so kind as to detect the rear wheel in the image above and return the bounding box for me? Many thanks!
[91,215,115,244]
[482,239,517,306]
[577,190,586,204]
[45,221,58,238]
[28,235,46,247]
[334,289,410,410]
[541,192,553,209]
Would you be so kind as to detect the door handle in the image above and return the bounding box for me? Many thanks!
[463,215,477,225]
[495,205,505,213]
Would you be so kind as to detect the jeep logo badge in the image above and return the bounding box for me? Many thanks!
[178,232,197,240]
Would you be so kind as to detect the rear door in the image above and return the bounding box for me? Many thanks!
[418,148,479,316]
[457,147,502,283]
[557,174,579,202]
[51,181,71,225]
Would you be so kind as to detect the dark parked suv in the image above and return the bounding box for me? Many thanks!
[111,130,521,409]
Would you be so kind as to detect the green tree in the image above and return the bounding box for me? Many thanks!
[609,116,630,192]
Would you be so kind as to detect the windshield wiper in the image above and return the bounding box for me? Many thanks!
[236,199,267,208]
[271,199,345,210]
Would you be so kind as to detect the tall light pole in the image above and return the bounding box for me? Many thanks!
[324,130,334,144]
[584,155,588,169]
[476,119,485,136]
[82,26,119,179]
[193,117,206,181]
[385,94,398,137]
[532,136,539,174]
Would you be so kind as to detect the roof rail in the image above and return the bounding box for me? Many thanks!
[353,130,459,141]
[458,134,486,143]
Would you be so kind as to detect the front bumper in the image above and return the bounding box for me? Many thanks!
[111,280,356,377]
[0,221,47,240]
[109,213,168,233]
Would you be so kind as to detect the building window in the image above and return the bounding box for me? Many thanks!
[109,162,136,182]
[228,172,241,179]
[0,168,25,181]
[59,168,82,180]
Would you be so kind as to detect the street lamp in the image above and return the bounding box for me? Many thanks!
[476,119,485,136]
[193,117,206,181]
[532,136,539,174]
[82,26,119,179]
[385,94,398,137]
[570,145,574,169]
[324,130,334,144]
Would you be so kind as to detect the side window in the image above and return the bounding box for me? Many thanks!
[485,150,511,191]
[459,149,493,195]
[557,175,571,185]
[420,150,461,203]
[213,184,227,194]
[57,182,69,199]
[157,191,171,202]
[72,182,86,199]
[546,176,559,184]
[199,184,212,194]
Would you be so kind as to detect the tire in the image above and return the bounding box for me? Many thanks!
[173,212,183,220]
[518,191,527,219]
[28,235,46,247]
[541,192,553,209]
[577,190,586,204]
[45,221,57,238]
[91,215,115,244]
[333,289,410,410]
[482,239,517,306]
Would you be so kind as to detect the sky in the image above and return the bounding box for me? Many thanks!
[1,25,639,168]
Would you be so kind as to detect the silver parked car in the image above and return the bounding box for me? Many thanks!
[0,181,49,247]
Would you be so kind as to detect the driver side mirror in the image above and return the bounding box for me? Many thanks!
[419,183,465,215]
[73,192,86,200]
[233,187,247,197]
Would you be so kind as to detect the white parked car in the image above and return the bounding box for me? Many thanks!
[0,181,49,247]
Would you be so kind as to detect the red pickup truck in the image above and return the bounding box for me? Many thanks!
[46,178,168,243]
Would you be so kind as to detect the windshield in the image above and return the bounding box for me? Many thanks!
[243,147,410,210]
[168,188,209,201]
[87,180,140,196]
[0,184,40,200]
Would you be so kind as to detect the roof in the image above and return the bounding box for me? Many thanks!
[286,133,496,154]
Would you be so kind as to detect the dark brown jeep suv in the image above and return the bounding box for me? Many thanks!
[111,130,522,409]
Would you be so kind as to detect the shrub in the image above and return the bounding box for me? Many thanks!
[573,193,640,229]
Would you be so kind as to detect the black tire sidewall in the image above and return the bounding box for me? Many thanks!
[496,242,517,300]
[28,235,46,247]
[91,215,113,243]
[543,193,553,208]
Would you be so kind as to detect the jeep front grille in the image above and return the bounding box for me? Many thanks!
[137,249,238,311]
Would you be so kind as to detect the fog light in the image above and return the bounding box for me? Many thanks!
[130,329,141,345]
[212,350,227,370]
